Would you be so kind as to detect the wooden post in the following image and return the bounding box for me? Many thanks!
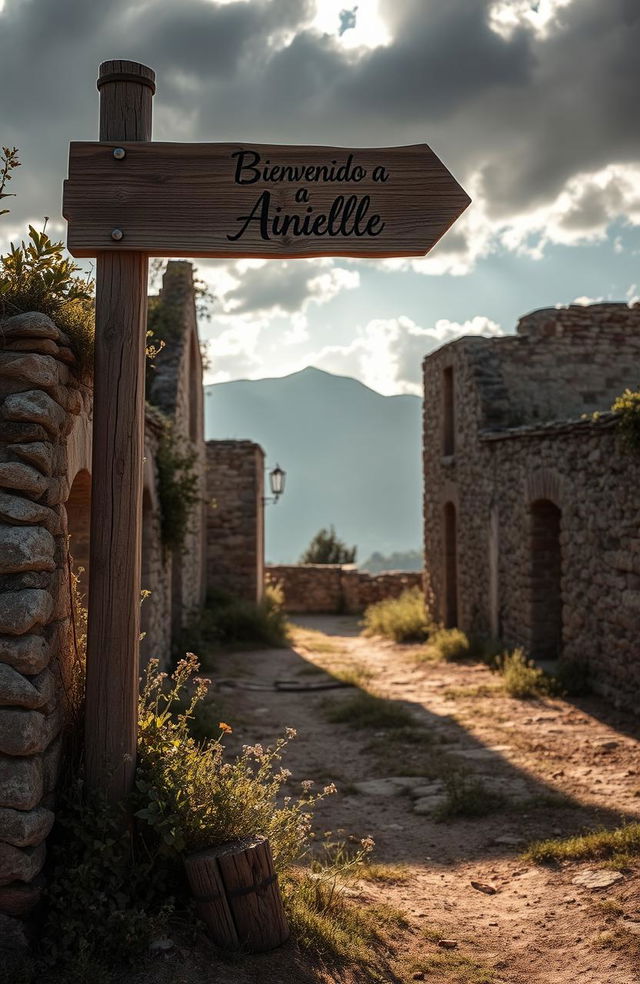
[84,60,155,801]
[184,837,290,953]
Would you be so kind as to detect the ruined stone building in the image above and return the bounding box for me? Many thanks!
[423,302,640,710]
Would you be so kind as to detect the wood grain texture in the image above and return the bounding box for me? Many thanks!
[185,838,289,953]
[63,141,470,259]
[84,61,153,801]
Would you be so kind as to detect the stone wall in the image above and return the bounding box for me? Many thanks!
[205,440,265,603]
[0,261,208,932]
[0,312,90,926]
[266,564,423,614]
[423,301,640,709]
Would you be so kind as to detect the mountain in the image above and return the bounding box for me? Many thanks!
[204,367,423,565]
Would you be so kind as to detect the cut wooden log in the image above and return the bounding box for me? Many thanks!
[184,836,289,953]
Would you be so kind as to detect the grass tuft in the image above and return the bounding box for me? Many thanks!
[323,690,415,730]
[498,648,553,699]
[525,822,640,866]
[433,774,507,822]
[361,587,431,643]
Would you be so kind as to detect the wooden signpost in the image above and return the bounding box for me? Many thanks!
[64,60,469,801]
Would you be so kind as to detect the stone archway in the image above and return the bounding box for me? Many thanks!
[530,498,563,659]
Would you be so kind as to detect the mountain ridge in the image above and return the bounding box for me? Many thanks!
[205,366,423,564]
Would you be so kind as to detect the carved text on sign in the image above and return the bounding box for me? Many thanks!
[63,142,470,259]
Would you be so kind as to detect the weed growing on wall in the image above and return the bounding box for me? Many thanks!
[156,419,200,554]
[611,388,640,452]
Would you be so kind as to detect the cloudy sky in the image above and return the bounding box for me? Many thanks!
[1,0,639,395]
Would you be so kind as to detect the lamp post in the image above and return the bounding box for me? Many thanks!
[264,464,286,504]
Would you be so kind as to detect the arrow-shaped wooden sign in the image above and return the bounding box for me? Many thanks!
[63,141,470,259]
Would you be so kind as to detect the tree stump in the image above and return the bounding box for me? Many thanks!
[184,836,290,953]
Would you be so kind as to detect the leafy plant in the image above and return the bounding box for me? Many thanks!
[156,420,201,553]
[0,223,95,369]
[361,586,432,642]
[0,145,20,217]
[136,653,335,864]
[300,525,357,565]
[37,781,174,979]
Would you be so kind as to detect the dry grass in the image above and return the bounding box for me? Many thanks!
[323,691,415,730]
[525,822,640,866]
[361,588,431,643]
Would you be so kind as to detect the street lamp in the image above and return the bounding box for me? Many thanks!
[264,463,286,505]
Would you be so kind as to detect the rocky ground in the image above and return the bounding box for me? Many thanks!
[136,616,640,984]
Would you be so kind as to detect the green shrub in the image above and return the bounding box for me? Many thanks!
[38,782,174,978]
[0,224,95,370]
[136,654,334,866]
[186,584,290,651]
[430,627,471,661]
[498,648,552,699]
[362,587,431,642]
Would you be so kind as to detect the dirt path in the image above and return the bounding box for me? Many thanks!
[203,616,640,984]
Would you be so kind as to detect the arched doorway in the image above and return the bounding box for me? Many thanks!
[443,501,458,628]
[530,499,562,659]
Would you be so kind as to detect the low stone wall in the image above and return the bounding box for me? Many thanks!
[0,312,91,929]
[266,564,423,614]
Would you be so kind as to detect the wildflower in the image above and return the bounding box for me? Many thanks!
[285,727,297,739]
[360,836,375,852]
[323,782,338,795]
[301,779,314,792]
[218,722,232,734]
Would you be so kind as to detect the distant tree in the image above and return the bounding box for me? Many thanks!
[300,526,357,565]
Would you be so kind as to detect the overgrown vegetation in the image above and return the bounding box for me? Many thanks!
[611,387,640,452]
[180,584,290,655]
[362,586,432,642]
[156,419,201,553]
[525,822,640,867]
[300,525,357,564]
[0,148,95,369]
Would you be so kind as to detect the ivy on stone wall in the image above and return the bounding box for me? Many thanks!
[156,418,200,554]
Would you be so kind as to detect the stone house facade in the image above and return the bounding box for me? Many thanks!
[423,302,640,708]
[0,261,207,928]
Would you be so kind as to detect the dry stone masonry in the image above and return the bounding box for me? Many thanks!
[267,564,423,614]
[0,311,89,927]
[423,302,640,708]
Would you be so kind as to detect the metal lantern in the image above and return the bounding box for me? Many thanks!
[269,464,286,501]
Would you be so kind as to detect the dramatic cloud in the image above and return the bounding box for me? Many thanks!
[1,0,638,391]
[309,315,502,395]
